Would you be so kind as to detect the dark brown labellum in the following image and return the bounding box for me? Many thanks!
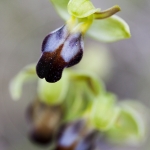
[36,25,84,83]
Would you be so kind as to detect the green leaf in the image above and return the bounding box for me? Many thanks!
[9,64,37,101]
[87,15,131,42]
[68,0,100,18]
[37,70,69,105]
[106,100,148,145]
[90,93,120,131]
[50,0,70,20]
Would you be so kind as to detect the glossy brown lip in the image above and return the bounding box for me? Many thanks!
[36,25,84,83]
[36,46,67,83]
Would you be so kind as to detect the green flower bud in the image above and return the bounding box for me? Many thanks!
[89,93,120,131]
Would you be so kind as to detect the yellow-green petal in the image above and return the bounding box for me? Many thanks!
[87,15,131,42]
[68,0,100,18]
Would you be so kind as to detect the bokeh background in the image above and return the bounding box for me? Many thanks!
[0,0,150,150]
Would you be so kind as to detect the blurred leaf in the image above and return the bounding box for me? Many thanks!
[106,100,148,145]
[90,93,120,131]
[37,71,69,105]
[68,0,100,18]
[9,64,37,101]
[87,15,131,42]
[50,0,70,20]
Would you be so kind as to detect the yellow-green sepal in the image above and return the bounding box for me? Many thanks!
[68,0,100,18]
[89,93,120,131]
[87,15,131,42]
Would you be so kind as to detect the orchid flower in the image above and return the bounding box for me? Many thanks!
[36,0,131,83]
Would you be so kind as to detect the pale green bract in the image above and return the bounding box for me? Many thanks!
[9,64,37,101]
[68,0,100,18]
[49,0,131,42]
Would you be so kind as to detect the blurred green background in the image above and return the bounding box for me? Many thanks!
[0,0,150,149]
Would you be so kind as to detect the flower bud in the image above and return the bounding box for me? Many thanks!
[36,25,84,83]
[89,93,120,131]
[26,100,63,145]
